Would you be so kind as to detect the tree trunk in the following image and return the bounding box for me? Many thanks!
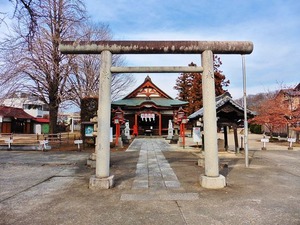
[49,102,59,133]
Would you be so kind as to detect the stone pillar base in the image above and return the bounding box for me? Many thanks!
[87,153,96,168]
[87,159,96,168]
[200,175,226,189]
[198,154,205,167]
[118,138,123,148]
[90,153,97,160]
[166,135,173,140]
[89,175,114,189]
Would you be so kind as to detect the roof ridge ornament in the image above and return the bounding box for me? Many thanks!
[145,75,151,81]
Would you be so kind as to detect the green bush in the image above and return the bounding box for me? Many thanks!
[249,124,262,134]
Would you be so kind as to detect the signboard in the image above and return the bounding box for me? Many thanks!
[85,125,94,137]
[193,127,202,142]
[74,139,83,150]
[260,138,269,143]
[39,140,51,151]
[74,140,83,144]
[5,139,13,143]
[39,140,49,145]
[287,138,296,143]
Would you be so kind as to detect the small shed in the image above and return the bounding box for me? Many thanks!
[32,118,50,134]
[188,92,255,151]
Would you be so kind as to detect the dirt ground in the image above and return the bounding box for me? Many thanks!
[49,139,132,152]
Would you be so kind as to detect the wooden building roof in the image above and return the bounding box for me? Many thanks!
[112,76,188,108]
[188,92,254,126]
[0,106,33,119]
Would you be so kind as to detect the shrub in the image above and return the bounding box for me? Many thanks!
[249,124,262,134]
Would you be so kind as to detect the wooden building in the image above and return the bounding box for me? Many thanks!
[188,92,254,151]
[111,76,188,136]
[0,106,33,133]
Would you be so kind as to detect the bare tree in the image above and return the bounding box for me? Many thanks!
[3,0,40,42]
[66,23,135,107]
[0,0,86,133]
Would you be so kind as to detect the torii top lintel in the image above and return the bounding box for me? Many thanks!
[60,40,253,55]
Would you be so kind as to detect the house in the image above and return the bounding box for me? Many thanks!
[275,83,300,138]
[2,93,49,118]
[111,76,188,136]
[1,93,50,134]
[276,83,300,112]
[0,106,34,133]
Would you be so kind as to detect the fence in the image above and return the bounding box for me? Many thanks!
[0,132,83,151]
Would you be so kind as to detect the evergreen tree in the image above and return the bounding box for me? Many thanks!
[174,56,229,115]
[174,71,192,102]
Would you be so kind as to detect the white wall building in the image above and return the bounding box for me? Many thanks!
[2,95,49,118]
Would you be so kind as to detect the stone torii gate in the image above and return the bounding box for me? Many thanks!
[60,40,253,189]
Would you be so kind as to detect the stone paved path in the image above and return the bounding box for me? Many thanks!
[121,138,199,201]
[128,138,181,190]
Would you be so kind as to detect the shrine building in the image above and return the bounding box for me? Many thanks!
[111,76,188,136]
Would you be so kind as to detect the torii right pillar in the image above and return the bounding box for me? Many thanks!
[200,50,226,189]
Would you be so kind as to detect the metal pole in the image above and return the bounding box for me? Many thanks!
[182,123,185,149]
[71,116,74,133]
[242,55,249,168]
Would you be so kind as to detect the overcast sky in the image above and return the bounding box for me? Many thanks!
[1,0,299,100]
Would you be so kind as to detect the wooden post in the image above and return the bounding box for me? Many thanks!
[223,126,228,151]
[159,113,162,136]
[233,126,239,153]
[115,123,120,146]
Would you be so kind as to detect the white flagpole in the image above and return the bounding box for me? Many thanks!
[242,55,249,167]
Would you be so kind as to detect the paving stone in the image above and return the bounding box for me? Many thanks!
[135,169,148,175]
[136,163,147,168]
[132,180,148,189]
[148,172,162,177]
[131,138,182,191]
[162,174,178,180]
[165,181,181,188]
[120,193,199,201]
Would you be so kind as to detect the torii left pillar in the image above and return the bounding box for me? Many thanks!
[89,50,115,189]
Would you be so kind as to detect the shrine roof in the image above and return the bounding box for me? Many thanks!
[112,97,188,107]
[188,92,255,120]
[123,76,173,99]
[112,75,188,108]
